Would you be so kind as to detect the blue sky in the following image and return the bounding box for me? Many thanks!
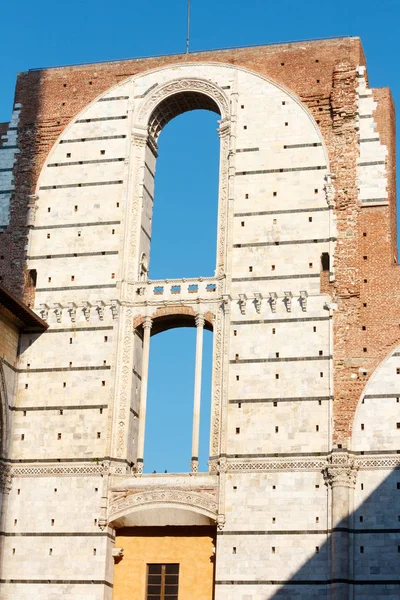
[1,0,398,472]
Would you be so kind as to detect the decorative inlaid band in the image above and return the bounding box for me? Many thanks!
[47,158,124,168]
[36,284,117,291]
[284,142,322,149]
[236,147,259,153]
[216,579,400,586]
[218,528,400,536]
[33,220,120,230]
[60,135,126,144]
[233,237,335,248]
[0,531,113,538]
[234,207,330,217]
[0,579,113,587]
[44,326,114,333]
[229,396,332,404]
[10,404,107,412]
[28,251,118,260]
[231,317,329,325]
[75,115,127,123]
[236,165,327,176]
[232,274,320,282]
[98,96,129,102]
[17,365,110,373]
[39,180,123,190]
[230,355,331,364]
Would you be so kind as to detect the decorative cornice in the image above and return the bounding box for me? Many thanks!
[109,489,218,524]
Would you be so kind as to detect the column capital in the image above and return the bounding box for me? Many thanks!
[323,453,358,489]
[142,316,153,331]
[195,314,205,328]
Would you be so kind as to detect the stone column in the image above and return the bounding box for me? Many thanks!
[136,316,152,474]
[190,314,205,472]
[323,453,357,600]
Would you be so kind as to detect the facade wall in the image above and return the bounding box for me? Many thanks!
[0,37,397,599]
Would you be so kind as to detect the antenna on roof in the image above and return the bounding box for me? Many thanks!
[186,0,191,54]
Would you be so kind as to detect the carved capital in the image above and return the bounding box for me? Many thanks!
[131,129,148,147]
[142,316,153,331]
[195,314,205,329]
[0,464,12,494]
[323,454,358,489]
[217,513,226,530]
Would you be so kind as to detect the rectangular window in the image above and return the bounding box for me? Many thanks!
[146,563,179,600]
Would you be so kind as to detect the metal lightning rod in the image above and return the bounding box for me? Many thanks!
[186,0,191,53]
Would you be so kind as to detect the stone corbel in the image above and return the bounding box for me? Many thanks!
[299,290,308,312]
[238,294,247,315]
[82,301,92,322]
[39,303,50,321]
[222,294,231,315]
[96,301,106,321]
[110,299,120,319]
[254,293,263,314]
[269,292,278,313]
[52,303,63,323]
[284,292,293,313]
[112,547,124,563]
[68,302,77,323]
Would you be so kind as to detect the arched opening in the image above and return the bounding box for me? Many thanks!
[143,325,213,474]
[145,93,221,280]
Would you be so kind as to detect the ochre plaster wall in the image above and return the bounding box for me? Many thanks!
[113,526,216,600]
[0,311,19,367]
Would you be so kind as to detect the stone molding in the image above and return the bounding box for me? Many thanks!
[136,78,230,133]
[108,489,218,524]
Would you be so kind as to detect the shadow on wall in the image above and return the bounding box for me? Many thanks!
[268,466,400,599]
